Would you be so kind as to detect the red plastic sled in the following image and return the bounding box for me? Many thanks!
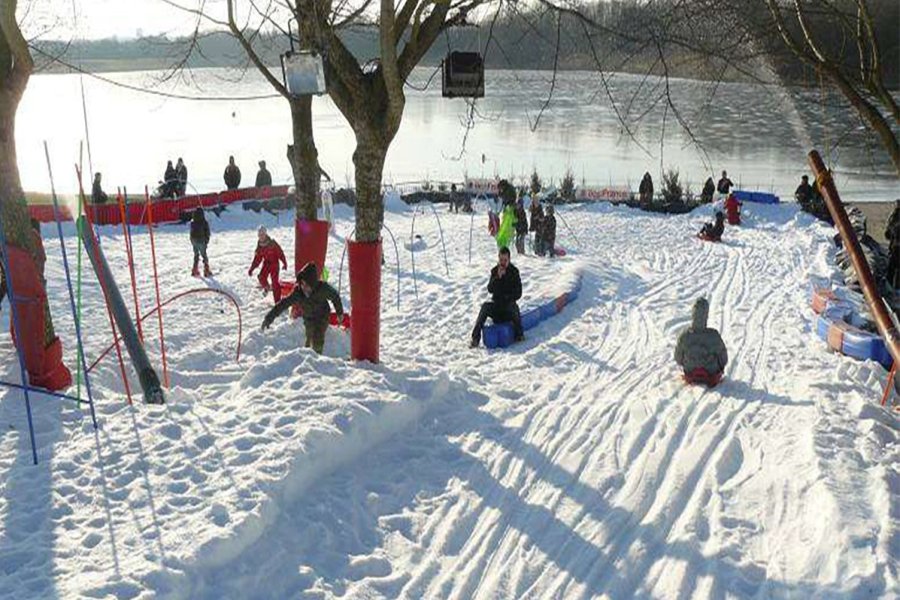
[683,368,723,387]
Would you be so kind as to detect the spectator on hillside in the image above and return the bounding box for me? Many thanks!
[175,158,188,196]
[716,170,734,195]
[255,160,273,188]
[639,172,654,206]
[224,156,242,190]
[92,172,109,204]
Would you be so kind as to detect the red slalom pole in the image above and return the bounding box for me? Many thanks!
[81,170,133,404]
[117,189,144,342]
[146,186,169,388]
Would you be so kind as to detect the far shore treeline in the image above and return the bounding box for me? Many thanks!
[33,1,900,88]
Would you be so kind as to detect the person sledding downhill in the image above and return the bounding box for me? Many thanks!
[723,193,742,225]
[261,262,343,354]
[675,298,728,387]
[249,226,287,302]
[190,208,212,277]
[698,211,726,242]
[470,247,524,348]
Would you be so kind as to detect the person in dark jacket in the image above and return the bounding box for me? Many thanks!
[514,198,529,255]
[92,172,109,204]
[541,204,558,257]
[885,200,900,288]
[639,172,654,206]
[701,177,715,204]
[794,175,813,207]
[262,262,343,354]
[449,184,459,214]
[189,207,211,277]
[531,199,544,254]
[716,170,734,195]
[162,161,177,198]
[224,156,242,190]
[699,211,726,242]
[175,158,188,196]
[675,297,728,386]
[470,247,524,347]
[255,160,272,188]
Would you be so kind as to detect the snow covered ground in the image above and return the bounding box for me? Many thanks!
[0,199,897,599]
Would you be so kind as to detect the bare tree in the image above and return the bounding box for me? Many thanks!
[761,0,899,174]
[0,0,58,344]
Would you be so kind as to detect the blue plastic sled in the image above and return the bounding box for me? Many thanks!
[482,276,582,349]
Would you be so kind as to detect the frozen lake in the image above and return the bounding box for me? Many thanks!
[16,67,900,201]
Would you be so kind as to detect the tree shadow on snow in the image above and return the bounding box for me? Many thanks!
[187,376,849,599]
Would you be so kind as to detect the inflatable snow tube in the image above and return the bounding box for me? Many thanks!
[733,190,780,205]
[482,275,582,349]
[810,287,838,314]
[816,305,892,367]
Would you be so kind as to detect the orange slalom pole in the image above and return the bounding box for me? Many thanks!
[145,186,169,388]
[117,189,144,342]
[81,169,133,404]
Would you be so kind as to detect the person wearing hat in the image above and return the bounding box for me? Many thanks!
[255,160,272,188]
[249,226,287,301]
[675,297,728,387]
[261,262,343,354]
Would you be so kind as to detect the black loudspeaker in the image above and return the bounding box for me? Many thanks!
[442,51,485,98]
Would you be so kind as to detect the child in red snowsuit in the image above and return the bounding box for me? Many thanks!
[248,226,287,302]
[724,194,742,225]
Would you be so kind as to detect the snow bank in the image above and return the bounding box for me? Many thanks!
[0,200,896,599]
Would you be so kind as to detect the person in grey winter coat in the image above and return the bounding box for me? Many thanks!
[674,297,728,386]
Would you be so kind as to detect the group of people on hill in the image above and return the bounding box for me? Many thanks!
[224,157,273,190]
[492,179,557,257]
[184,209,343,355]
[90,156,276,203]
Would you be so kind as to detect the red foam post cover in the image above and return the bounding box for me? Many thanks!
[348,239,382,363]
[294,219,330,275]
[5,246,72,391]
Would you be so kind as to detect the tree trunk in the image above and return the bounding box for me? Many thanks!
[288,97,320,221]
[352,132,387,242]
[0,87,55,345]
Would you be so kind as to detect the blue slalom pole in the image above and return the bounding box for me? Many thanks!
[0,222,39,465]
[45,141,98,429]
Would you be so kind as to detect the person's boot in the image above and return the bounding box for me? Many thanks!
[191,262,200,277]
[470,335,480,348]
[203,263,212,277]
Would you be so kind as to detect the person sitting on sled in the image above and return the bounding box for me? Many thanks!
[699,211,726,242]
[261,262,343,355]
[675,298,728,386]
[189,207,212,277]
[470,246,524,348]
[723,193,742,225]
[249,226,287,301]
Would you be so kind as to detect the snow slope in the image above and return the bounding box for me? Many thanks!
[0,199,897,599]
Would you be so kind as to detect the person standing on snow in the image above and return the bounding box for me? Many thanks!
[675,297,728,387]
[224,156,242,190]
[530,198,544,254]
[701,177,715,204]
[175,158,188,196]
[249,226,288,302]
[723,193,742,225]
[541,204,558,257]
[514,198,529,255]
[262,262,343,355]
[255,160,272,188]
[716,170,734,196]
[470,246,524,348]
[639,172,654,207]
[189,207,212,277]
